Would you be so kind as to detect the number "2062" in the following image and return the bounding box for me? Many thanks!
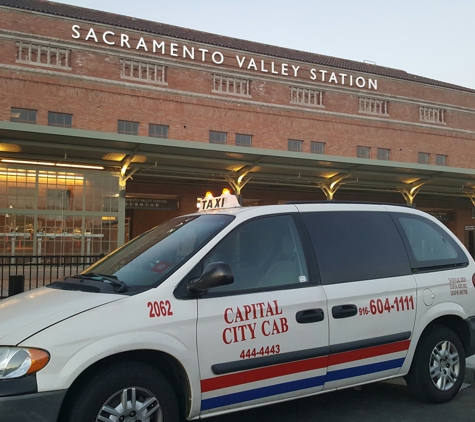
[147,300,173,318]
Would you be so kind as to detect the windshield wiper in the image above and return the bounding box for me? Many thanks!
[66,273,127,293]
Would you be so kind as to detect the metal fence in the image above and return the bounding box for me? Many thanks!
[0,254,103,299]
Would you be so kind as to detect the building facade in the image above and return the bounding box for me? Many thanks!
[1,0,475,266]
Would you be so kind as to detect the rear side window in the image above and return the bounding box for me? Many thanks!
[301,211,411,285]
[392,213,468,272]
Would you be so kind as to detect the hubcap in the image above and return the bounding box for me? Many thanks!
[429,340,460,391]
[96,387,162,422]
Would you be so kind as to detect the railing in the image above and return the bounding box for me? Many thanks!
[0,254,104,299]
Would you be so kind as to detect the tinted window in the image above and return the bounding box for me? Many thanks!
[301,211,411,284]
[392,213,468,272]
[203,215,309,293]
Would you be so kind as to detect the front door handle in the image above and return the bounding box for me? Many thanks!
[296,309,324,324]
[332,304,357,319]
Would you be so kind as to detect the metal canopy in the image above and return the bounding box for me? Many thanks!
[1,122,475,201]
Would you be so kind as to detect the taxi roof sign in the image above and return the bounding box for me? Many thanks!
[199,193,241,211]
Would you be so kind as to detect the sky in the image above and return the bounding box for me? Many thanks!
[52,0,475,90]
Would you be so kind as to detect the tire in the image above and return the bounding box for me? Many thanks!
[405,325,465,403]
[66,361,179,422]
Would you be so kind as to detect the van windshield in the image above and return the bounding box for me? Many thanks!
[81,214,234,291]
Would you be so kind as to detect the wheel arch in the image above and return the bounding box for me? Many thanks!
[418,315,471,355]
[57,349,191,421]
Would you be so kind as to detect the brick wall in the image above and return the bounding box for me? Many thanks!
[1,6,475,248]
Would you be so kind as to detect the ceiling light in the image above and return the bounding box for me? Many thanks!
[1,159,104,170]
[56,163,104,170]
[1,159,55,166]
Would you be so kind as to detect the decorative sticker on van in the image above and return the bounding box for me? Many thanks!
[222,300,288,346]
[359,296,414,316]
[449,277,468,296]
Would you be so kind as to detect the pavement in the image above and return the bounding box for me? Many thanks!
[466,355,475,383]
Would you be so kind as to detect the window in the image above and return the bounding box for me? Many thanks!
[209,131,227,144]
[46,188,71,210]
[236,134,252,147]
[288,139,303,152]
[419,106,445,124]
[0,167,121,258]
[203,215,309,293]
[149,124,169,138]
[290,87,323,107]
[120,59,166,85]
[11,108,36,124]
[212,75,250,97]
[8,187,36,210]
[92,214,234,288]
[436,154,447,166]
[311,142,325,154]
[393,213,468,272]
[16,41,71,69]
[418,152,430,165]
[48,112,72,128]
[118,120,139,135]
[357,146,370,159]
[301,211,411,284]
[358,98,388,115]
[377,148,390,161]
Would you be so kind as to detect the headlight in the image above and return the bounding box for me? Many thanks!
[0,347,50,379]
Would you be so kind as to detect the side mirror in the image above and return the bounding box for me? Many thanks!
[188,262,234,293]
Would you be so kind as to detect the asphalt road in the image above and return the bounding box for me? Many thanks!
[210,379,475,422]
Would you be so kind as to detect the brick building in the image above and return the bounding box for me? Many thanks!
[1,0,475,263]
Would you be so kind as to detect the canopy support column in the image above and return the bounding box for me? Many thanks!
[317,175,350,200]
[399,182,426,207]
[225,171,251,205]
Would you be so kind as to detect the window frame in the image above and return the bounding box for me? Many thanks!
[118,120,139,136]
[357,146,371,159]
[300,211,412,285]
[235,134,252,147]
[436,154,447,166]
[377,148,390,161]
[418,152,430,165]
[209,131,227,144]
[196,213,319,298]
[48,111,73,128]
[310,141,325,155]
[149,124,169,138]
[11,108,37,124]
[391,212,468,273]
[288,139,303,152]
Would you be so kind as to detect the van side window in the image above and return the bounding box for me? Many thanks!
[392,213,468,271]
[203,215,309,294]
[301,211,411,285]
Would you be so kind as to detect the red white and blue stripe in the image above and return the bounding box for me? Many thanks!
[201,338,410,411]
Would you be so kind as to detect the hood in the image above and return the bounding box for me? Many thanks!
[0,287,124,345]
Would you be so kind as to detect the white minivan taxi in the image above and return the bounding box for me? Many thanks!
[1,193,475,422]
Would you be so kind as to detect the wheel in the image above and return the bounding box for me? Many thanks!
[405,325,465,403]
[66,361,179,422]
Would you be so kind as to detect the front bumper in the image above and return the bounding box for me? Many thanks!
[0,390,67,422]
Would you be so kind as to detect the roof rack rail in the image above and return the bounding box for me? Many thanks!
[286,200,412,208]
